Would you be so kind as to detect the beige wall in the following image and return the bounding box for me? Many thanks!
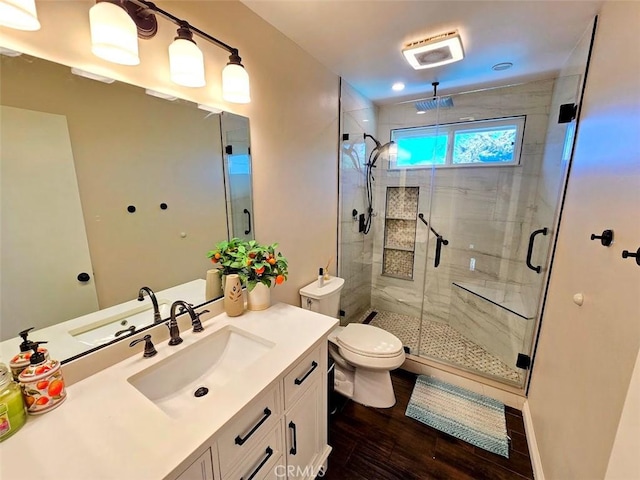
[0,1,340,307]
[528,2,640,478]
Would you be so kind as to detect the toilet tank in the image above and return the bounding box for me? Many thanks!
[299,276,345,318]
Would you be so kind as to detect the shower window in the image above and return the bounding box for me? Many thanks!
[390,116,525,169]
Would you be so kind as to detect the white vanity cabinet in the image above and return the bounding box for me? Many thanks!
[176,449,215,480]
[172,341,330,480]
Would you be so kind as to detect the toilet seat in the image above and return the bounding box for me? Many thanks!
[336,323,404,358]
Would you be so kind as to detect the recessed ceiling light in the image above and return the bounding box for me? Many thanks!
[403,31,464,70]
[492,62,513,71]
[392,82,405,91]
[363,119,369,122]
[416,110,426,115]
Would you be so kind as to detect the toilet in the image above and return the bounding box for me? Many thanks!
[300,277,406,409]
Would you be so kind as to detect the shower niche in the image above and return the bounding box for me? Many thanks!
[382,187,419,279]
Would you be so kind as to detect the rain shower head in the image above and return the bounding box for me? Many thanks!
[415,82,454,112]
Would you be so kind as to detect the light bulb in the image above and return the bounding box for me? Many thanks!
[169,36,205,88]
[89,2,140,66]
[222,62,250,104]
[0,0,40,31]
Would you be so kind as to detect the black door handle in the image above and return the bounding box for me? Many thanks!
[77,272,91,282]
[526,228,549,273]
[434,236,445,268]
[289,421,298,455]
[243,208,252,235]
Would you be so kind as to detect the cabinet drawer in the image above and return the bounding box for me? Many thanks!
[218,383,282,476]
[175,448,214,480]
[224,422,284,480]
[284,346,322,409]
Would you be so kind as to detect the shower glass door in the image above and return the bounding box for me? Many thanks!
[416,75,587,387]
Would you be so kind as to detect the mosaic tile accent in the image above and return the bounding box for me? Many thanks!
[362,309,523,384]
[383,186,419,278]
[385,219,416,249]
[385,186,419,219]
[383,249,414,279]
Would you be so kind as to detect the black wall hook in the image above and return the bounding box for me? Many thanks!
[590,229,614,247]
[622,247,640,266]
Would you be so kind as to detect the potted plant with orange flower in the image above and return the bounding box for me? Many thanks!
[239,240,288,311]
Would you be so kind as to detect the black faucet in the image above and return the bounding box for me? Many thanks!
[175,302,208,333]
[138,286,162,323]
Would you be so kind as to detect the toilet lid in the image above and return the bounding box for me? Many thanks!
[336,323,404,358]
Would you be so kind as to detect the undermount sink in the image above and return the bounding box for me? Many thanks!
[69,300,171,347]
[127,325,275,418]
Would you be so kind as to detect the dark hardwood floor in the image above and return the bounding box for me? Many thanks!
[323,370,534,480]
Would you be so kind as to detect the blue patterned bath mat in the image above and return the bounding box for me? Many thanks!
[405,375,509,457]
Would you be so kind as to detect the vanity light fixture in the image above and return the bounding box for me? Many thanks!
[403,30,464,70]
[85,0,250,102]
[0,0,40,31]
[70,67,116,84]
[86,0,249,102]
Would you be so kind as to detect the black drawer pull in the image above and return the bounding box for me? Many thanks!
[234,407,271,445]
[289,421,298,455]
[294,360,318,385]
[241,447,273,480]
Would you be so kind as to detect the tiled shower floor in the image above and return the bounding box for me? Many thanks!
[363,309,523,384]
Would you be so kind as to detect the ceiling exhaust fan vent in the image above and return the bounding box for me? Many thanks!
[403,30,464,70]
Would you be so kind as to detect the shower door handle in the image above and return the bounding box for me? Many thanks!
[244,208,252,235]
[526,227,549,273]
[434,237,443,268]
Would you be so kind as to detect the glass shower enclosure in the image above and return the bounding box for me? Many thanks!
[338,20,594,389]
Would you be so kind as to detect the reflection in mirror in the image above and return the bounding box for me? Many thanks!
[0,53,253,362]
[221,112,254,240]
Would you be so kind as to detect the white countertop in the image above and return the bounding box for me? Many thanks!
[0,303,338,480]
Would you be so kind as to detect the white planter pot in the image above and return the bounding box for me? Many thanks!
[247,282,271,311]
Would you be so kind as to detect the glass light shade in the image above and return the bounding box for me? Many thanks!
[0,0,41,31]
[222,63,250,104]
[89,2,140,66]
[169,38,205,88]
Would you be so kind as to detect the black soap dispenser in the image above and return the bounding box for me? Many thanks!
[8,328,49,381]
[18,342,67,415]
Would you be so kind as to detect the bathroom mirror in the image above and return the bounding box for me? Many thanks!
[0,53,254,360]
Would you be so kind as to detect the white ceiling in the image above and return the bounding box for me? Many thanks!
[241,0,602,104]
